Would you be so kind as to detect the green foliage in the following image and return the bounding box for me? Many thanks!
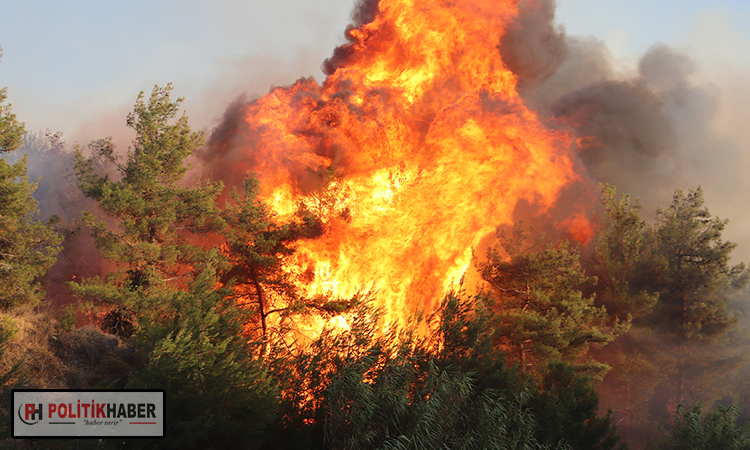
[0,87,24,154]
[663,404,750,450]
[0,315,17,347]
[71,84,225,314]
[478,223,623,374]
[0,47,25,154]
[127,268,278,449]
[591,185,750,448]
[533,362,621,450]
[272,295,620,450]
[68,86,285,448]
[650,187,747,339]
[597,185,747,339]
[0,70,61,429]
[0,157,62,308]
[599,185,745,330]
[0,64,62,309]
[221,173,313,343]
[436,295,620,450]
[595,183,659,320]
[59,305,77,332]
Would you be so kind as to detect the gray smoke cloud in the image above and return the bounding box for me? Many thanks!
[496,2,750,447]
[2,132,112,314]
[499,0,749,263]
[498,0,568,91]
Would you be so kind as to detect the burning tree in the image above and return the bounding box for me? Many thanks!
[220,172,330,347]
[271,295,620,450]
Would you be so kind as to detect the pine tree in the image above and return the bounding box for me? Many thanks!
[127,268,278,449]
[0,89,24,154]
[0,53,61,308]
[70,86,282,448]
[594,184,659,321]
[649,187,747,339]
[590,185,750,448]
[221,173,314,344]
[272,295,621,450]
[0,46,25,155]
[663,404,750,450]
[71,84,225,315]
[477,223,623,374]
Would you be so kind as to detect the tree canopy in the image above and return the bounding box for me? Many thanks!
[477,223,624,375]
[595,184,747,339]
[0,51,61,309]
[0,47,25,155]
[72,84,225,312]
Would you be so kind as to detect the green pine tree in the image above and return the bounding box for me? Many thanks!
[0,47,25,155]
[650,187,747,339]
[0,51,61,308]
[663,404,750,450]
[71,84,225,316]
[477,223,624,375]
[589,185,750,448]
[221,173,314,345]
[69,85,282,449]
[127,268,279,450]
[594,183,659,321]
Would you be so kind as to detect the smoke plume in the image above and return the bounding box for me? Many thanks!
[489,2,750,447]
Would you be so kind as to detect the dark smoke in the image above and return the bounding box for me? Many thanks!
[350,0,380,27]
[194,93,255,192]
[496,2,750,448]
[551,78,677,208]
[322,0,381,75]
[498,0,568,90]
[194,77,346,199]
[499,1,745,231]
[522,35,615,109]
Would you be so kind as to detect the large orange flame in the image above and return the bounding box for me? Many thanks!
[233,0,578,331]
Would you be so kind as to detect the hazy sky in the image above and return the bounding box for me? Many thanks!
[1,0,749,140]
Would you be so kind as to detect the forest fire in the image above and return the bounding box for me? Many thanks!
[228,0,581,330]
[7,0,750,447]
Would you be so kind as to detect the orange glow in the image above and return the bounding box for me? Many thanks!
[559,213,596,246]
[232,0,580,334]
